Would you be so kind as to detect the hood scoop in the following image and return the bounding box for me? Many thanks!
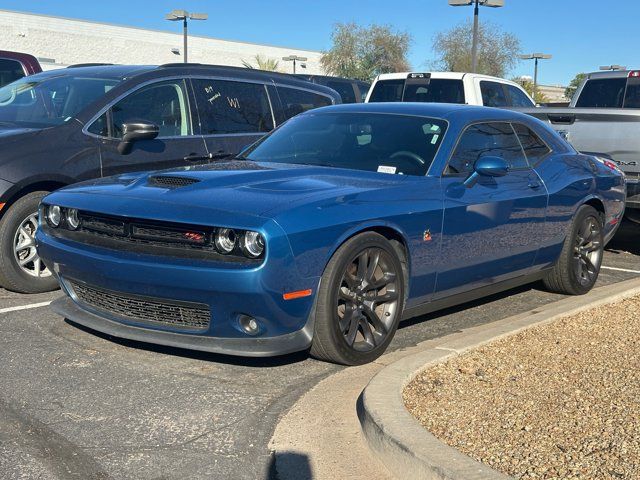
[148,175,201,189]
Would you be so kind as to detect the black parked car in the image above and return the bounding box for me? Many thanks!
[295,74,370,103]
[0,63,340,293]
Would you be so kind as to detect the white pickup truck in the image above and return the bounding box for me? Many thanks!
[365,71,536,107]
[522,70,640,221]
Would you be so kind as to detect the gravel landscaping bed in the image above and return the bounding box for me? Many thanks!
[403,295,640,480]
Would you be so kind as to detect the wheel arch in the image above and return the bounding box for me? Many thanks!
[0,177,72,220]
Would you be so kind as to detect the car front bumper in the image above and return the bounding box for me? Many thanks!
[51,296,314,357]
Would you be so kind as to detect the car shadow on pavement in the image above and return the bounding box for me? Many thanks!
[267,450,314,480]
[64,319,312,368]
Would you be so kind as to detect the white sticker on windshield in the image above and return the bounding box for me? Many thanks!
[431,134,439,144]
[377,165,397,174]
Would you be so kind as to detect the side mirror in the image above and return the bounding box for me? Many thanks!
[463,156,509,188]
[117,121,159,155]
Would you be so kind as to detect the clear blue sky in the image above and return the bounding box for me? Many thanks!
[1,0,637,85]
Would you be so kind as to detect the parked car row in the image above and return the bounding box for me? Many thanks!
[0,59,628,364]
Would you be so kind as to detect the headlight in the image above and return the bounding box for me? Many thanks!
[240,231,265,258]
[46,205,61,227]
[66,208,80,230]
[214,228,237,254]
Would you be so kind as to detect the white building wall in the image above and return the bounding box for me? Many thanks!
[0,9,324,74]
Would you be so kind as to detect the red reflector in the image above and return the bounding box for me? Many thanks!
[603,160,618,171]
[609,218,620,226]
[629,70,640,78]
[283,289,313,300]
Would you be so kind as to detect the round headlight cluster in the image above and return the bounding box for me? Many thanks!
[214,228,265,258]
[45,205,81,230]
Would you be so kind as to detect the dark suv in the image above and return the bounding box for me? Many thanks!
[0,63,340,293]
[295,74,370,103]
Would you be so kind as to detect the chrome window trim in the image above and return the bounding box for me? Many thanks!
[272,82,337,104]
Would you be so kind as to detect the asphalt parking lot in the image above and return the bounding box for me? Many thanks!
[2,221,640,480]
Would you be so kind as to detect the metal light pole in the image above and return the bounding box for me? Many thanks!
[448,0,504,73]
[519,53,552,101]
[282,55,308,74]
[165,10,208,63]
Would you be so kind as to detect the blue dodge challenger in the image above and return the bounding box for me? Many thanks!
[36,103,625,365]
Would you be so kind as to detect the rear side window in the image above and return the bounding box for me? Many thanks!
[0,58,25,87]
[512,123,551,164]
[368,78,465,104]
[623,77,640,108]
[480,81,508,107]
[277,87,332,120]
[192,78,273,134]
[575,78,626,108]
[326,80,356,104]
[505,85,535,107]
[111,80,191,138]
[446,122,526,175]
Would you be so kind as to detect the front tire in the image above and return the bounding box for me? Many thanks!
[0,191,58,294]
[543,205,603,295]
[310,232,405,365]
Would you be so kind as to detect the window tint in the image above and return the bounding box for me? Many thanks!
[0,59,25,87]
[111,80,190,138]
[326,80,356,104]
[278,87,332,120]
[447,122,526,175]
[192,78,273,134]
[357,82,370,102]
[512,123,551,164]
[480,81,508,107]
[368,79,404,102]
[623,77,640,108]
[506,84,535,107]
[368,78,465,104]
[575,78,626,108]
[87,112,108,136]
[245,113,447,177]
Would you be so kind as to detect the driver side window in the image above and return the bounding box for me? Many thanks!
[446,122,527,175]
[108,80,191,139]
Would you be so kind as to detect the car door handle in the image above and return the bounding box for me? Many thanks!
[184,153,212,162]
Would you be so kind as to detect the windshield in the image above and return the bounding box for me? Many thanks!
[0,74,121,127]
[244,112,448,176]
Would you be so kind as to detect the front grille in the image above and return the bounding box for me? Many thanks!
[148,175,200,188]
[70,281,211,330]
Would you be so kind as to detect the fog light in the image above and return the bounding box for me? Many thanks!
[66,208,80,230]
[238,315,260,336]
[47,205,61,227]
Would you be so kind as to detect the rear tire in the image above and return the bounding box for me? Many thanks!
[543,205,603,295]
[310,232,405,365]
[0,191,59,294]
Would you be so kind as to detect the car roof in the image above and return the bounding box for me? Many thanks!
[303,101,535,122]
[16,64,341,99]
[374,71,519,84]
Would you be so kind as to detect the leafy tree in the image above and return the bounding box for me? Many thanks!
[431,20,520,77]
[242,55,280,72]
[321,23,411,81]
[512,77,549,104]
[565,72,587,101]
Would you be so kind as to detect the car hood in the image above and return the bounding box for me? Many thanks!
[49,160,409,221]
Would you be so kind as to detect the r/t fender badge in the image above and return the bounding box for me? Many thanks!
[423,229,432,242]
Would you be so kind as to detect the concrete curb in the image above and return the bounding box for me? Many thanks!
[359,277,640,480]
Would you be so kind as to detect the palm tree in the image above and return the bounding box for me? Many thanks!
[242,55,280,72]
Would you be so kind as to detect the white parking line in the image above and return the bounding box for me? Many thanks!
[601,266,640,274]
[0,301,52,314]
